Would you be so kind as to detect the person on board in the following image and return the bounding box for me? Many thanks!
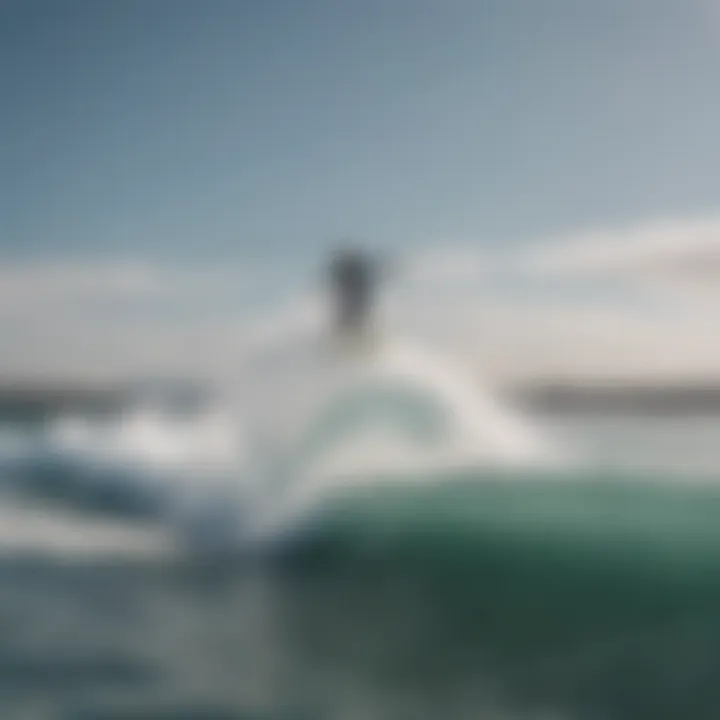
[327,247,379,337]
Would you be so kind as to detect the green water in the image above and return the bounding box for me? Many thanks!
[6,472,720,719]
[274,474,720,719]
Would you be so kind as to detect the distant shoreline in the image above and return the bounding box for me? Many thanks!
[0,384,124,420]
[2,379,720,419]
[513,381,720,416]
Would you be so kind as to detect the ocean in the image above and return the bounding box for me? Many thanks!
[1,405,720,720]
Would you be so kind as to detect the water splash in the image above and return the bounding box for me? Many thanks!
[48,407,243,480]
[0,388,249,547]
[237,331,561,540]
[0,319,562,553]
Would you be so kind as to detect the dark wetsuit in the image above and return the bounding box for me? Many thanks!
[328,250,376,335]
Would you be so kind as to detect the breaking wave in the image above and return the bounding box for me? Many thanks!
[0,327,566,558]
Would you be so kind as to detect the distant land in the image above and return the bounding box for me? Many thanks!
[0,384,124,421]
[2,379,720,419]
[513,380,720,416]
[0,380,207,421]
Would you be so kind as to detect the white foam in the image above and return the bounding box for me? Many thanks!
[0,501,177,560]
[49,408,244,475]
[236,331,561,539]
[0,307,561,550]
[28,400,252,545]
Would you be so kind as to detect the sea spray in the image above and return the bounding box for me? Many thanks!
[236,332,562,542]
[0,326,563,551]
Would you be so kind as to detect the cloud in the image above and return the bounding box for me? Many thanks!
[4,218,720,384]
[0,259,283,382]
[386,218,720,380]
[0,261,158,311]
[401,218,720,305]
[526,217,720,284]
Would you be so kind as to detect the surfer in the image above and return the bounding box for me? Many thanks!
[327,247,380,340]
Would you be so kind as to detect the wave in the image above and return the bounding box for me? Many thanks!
[256,473,720,720]
[0,498,177,561]
[0,400,250,557]
[2,470,719,720]
[0,331,565,556]
[233,334,564,541]
[273,472,720,590]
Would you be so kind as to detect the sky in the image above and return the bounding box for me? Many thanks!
[4,0,720,382]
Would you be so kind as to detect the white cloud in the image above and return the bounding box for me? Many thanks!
[0,261,158,312]
[387,218,720,381]
[0,259,280,382]
[526,216,720,284]
[4,218,720,384]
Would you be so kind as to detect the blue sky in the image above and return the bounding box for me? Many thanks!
[4,0,720,380]
[4,0,720,262]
